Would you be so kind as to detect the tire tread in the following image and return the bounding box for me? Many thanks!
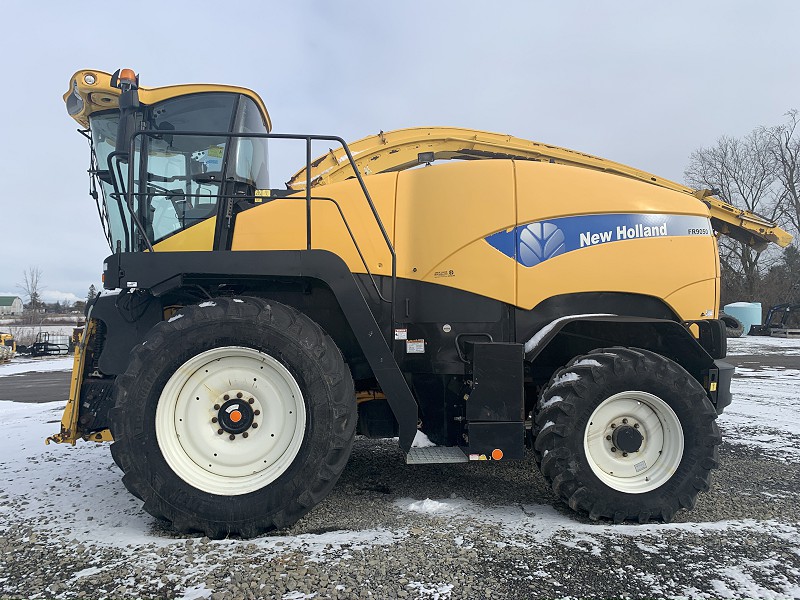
[533,346,720,524]
[109,296,356,538]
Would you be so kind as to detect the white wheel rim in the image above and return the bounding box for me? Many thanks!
[155,346,306,496]
[584,391,683,494]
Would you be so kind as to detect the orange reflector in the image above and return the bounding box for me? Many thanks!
[230,410,242,423]
[119,68,137,82]
[491,448,504,461]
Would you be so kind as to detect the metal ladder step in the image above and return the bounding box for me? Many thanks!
[405,446,469,464]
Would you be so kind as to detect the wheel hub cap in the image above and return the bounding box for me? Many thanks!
[218,396,255,434]
[155,346,306,496]
[584,391,684,494]
[612,424,643,453]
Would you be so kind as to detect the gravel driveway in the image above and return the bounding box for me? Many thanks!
[0,337,798,599]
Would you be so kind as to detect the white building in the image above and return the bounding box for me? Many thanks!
[0,296,24,316]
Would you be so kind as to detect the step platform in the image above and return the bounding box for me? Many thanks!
[405,446,469,464]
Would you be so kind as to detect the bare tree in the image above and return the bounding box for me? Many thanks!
[761,245,800,310]
[766,109,800,237]
[17,266,44,324]
[684,129,784,299]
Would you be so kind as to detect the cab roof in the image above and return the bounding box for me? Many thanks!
[64,69,272,131]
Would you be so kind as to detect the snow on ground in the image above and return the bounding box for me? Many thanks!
[0,400,402,556]
[695,334,800,463]
[0,355,74,377]
[719,366,800,463]
[0,340,798,598]
[727,335,800,356]
[411,430,436,448]
[393,495,800,553]
[4,396,798,599]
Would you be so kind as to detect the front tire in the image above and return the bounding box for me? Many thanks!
[109,297,356,538]
[534,347,720,523]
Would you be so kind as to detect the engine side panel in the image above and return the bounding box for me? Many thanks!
[227,159,717,324]
[510,161,718,318]
[393,160,517,306]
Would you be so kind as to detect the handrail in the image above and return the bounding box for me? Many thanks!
[106,151,131,252]
[277,195,391,303]
[129,186,391,304]
[124,130,398,328]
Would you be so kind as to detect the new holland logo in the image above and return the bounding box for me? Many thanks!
[484,213,712,267]
[518,222,566,267]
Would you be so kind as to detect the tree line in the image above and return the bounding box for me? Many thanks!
[685,110,800,312]
[14,266,96,322]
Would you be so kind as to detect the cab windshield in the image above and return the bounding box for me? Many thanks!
[89,93,269,251]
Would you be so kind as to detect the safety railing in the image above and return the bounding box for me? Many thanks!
[118,130,398,328]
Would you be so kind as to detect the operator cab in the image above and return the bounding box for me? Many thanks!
[65,69,271,252]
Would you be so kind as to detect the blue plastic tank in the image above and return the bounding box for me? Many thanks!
[723,302,762,336]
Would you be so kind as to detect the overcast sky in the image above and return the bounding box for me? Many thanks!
[1,1,798,304]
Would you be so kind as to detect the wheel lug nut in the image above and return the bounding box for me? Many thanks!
[229,434,235,440]
[622,452,628,457]
[634,423,639,429]
[251,423,258,428]
[237,392,243,399]
[211,417,218,423]
[224,395,230,401]
[242,432,249,438]
[622,418,628,424]
[254,410,260,416]
[248,398,254,405]
[217,429,223,435]
[606,435,611,441]
[213,404,220,410]
[611,447,617,452]
[610,423,616,429]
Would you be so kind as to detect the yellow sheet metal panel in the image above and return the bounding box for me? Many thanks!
[712,233,721,317]
[664,278,719,322]
[232,198,305,251]
[394,161,516,305]
[513,162,718,316]
[65,69,271,130]
[516,235,718,316]
[515,161,707,221]
[232,174,397,276]
[153,218,217,252]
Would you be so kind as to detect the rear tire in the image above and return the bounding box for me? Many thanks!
[534,347,720,523]
[109,297,356,538]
